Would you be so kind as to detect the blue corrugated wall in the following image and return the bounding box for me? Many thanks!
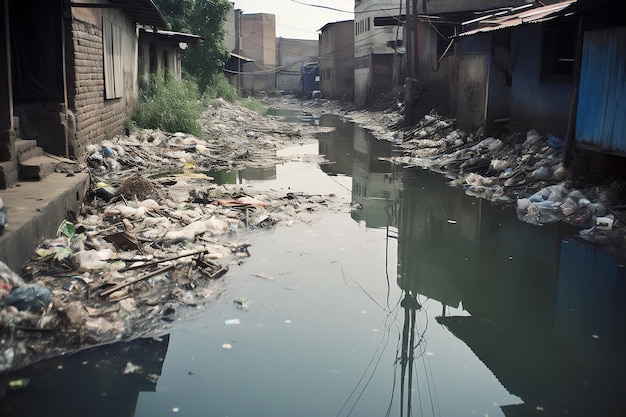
[576,26,626,152]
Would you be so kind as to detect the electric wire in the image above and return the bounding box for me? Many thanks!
[334,267,403,417]
[334,225,404,417]
[227,18,405,76]
[289,0,354,14]
[337,254,387,312]
[336,319,394,417]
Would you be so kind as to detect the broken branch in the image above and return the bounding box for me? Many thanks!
[100,264,175,297]
[118,248,210,272]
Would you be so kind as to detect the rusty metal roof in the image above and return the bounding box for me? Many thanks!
[458,0,577,37]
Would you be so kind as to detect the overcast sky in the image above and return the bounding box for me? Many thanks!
[232,0,355,40]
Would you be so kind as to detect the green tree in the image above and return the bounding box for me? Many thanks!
[153,0,231,93]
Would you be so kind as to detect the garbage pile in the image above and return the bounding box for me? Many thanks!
[263,96,626,247]
[0,124,347,373]
[389,114,626,246]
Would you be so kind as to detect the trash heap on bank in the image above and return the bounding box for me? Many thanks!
[0,105,345,373]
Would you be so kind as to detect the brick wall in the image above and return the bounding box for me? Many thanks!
[67,17,132,161]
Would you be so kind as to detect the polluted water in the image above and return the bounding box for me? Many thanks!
[1,112,625,417]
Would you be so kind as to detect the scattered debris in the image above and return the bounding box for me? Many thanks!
[233,298,250,310]
[2,94,624,375]
[387,122,625,246]
[123,361,142,375]
[253,273,275,281]
[0,97,350,374]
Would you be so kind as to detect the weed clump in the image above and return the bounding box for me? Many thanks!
[134,72,203,136]
[203,73,240,103]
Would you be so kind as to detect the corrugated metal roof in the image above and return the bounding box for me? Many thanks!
[141,28,203,45]
[229,52,255,63]
[70,1,167,28]
[318,19,354,33]
[110,0,166,27]
[458,0,577,37]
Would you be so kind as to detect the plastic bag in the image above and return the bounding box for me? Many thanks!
[5,284,52,312]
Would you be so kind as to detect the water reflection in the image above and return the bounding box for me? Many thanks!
[266,108,319,125]
[398,168,626,416]
[208,166,277,184]
[0,335,170,417]
[207,113,403,230]
[317,115,402,228]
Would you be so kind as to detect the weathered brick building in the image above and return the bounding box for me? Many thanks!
[0,0,167,188]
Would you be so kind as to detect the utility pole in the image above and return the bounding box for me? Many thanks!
[405,0,411,79]
[412,0,418,74]
[403,0,419,125]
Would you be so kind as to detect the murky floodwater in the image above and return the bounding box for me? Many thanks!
[2,113,626,417]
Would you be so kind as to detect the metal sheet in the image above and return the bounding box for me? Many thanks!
[575,27,626,152]
[458,0,577,37]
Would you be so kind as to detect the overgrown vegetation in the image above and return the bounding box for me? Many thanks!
[132,72,269,136]
[133,72,203,136]
[133,0,269,128]
[238,97,268,115]
[203,73,239,102]
[202,74,268,115]
[152,0,232,93]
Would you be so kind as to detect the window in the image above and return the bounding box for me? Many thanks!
[103,17,123,99]
[356,19,371,35]
[541,20,577,82]
[436,24,455,58]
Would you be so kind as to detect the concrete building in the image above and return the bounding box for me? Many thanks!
[225,5,324,95]
[223,4,254,90]
[240,13,277,94]
[276,38,319,94]
[319,21,355,102]
[224,2,238,53]
[354,0,404,108]
[241,13,276,66]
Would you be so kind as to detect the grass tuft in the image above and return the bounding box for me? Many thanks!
[134,72,203,136]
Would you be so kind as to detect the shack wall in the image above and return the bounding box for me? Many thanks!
[319,21,354,101]
[509,24,572,138]
[575,26,626,153]
[68,4,139,160]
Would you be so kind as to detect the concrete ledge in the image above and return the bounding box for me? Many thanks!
[0,172,90,272]
[0,160,18,189]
